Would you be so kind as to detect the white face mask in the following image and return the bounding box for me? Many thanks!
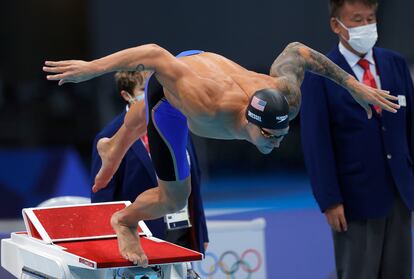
[127,92,145,105]
[336,19,378,54]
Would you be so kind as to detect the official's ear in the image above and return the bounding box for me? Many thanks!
[120,90,131,103]
[330,17,341,35]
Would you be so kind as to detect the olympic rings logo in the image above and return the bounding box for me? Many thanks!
[196,249,262,278]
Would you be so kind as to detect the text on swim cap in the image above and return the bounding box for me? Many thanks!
[276,115,288,123]
[248,110,262,122]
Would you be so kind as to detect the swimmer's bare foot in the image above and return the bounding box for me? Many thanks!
[92,137,122,193]
[111,211,148,267]
[93,124,143,193]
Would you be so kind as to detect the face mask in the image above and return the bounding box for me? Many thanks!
[336,19,378,54]
[127,92,145,105]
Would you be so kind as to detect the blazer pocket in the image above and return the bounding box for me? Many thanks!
[337,161,364,176]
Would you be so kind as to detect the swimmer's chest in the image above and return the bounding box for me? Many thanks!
[187,112,243,140]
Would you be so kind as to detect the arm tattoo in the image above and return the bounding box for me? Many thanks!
[270,44,306,85]
[301,45,350,87]
[271,42,353,89]
[135,64,145,72]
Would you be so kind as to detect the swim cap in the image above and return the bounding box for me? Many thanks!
[245,88,289,129]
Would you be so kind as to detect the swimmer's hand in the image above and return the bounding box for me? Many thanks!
[347,77,400,119]
[43,60,99,86]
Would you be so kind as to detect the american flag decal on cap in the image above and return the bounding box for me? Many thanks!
[251,96,267,111]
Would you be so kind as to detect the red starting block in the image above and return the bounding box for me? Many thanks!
[1,201,203,278]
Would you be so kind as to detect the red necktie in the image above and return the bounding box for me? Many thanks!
[141,134,150,153]
[358,58,381,115]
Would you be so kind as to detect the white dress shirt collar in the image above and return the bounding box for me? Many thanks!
[339,42,375,67]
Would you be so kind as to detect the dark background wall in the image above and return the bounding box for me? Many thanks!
[0,0,413,179]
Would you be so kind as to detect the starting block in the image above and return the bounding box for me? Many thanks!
[1,201,203,278]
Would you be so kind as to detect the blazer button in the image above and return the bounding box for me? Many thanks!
[387,154,392,159]
[382,126,386,131]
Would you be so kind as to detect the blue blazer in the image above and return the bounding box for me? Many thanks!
[90,111,209,253]
[300,46,414,220]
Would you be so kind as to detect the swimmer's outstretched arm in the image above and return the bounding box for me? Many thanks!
[43,44,189,86]
[270,42,400,119]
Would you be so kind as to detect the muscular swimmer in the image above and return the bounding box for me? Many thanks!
[43,43,399,266]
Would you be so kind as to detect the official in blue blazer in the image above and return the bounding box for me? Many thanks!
[90,71,208,254]
[301,1,414,278]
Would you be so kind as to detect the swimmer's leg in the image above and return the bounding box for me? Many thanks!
[112,74,192,266]
[111,177,191,266]
[93,101,147,192]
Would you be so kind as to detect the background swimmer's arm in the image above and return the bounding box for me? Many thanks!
[43,44,191,86]
[270,42,399,116]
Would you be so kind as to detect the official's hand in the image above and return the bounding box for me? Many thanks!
[348,77,399,119]
[324,203,348,232]
[204,242,209,252]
